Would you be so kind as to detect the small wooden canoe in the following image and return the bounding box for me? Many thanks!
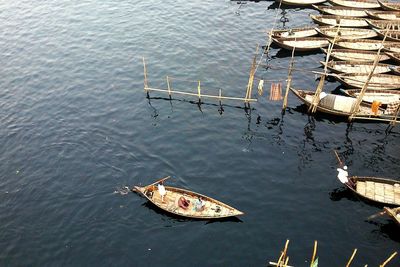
[316,27,378,39]
[340,88,400,104]
[270,27,319,39]
[366,10,400,20]
[289,88,386,116]
[373,28,400,42]
[321,48,390,62]
[378,0,400,11]
[321,60,392,74]
[383,207,400,225]
[276,0,327,6]
[133,177,244,219]
[339,176,400,206]
[383,43,400,53]
[272,37,329,51]
[312,5,368,17]
[328,0,381,9]
[332,38,400,50]
[366,19,400,30]
[310,15,369,27]
[336,73,400,90]
[385,51,400,63]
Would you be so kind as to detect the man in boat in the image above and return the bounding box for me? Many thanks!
[157,182,166,203]
[337,165,355,188]
[194,197,206,212]
[178,196,190,210]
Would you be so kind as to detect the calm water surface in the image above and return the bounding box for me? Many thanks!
[0,0,399,266]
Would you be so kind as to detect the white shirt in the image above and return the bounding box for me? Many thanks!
[337,167,349,184]
[157,184,166,196]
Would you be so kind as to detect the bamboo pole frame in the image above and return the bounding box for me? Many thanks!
[380,252,397,267]
[282,45,296,111]
[346,249,357,267]
[143,57,149,95]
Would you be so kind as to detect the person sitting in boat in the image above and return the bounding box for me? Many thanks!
[157,182,166,203]
[178,196,190,210]
[194,197,206,212]
[337,165,355,188]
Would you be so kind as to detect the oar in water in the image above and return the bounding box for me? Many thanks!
[132,176,171,193]
[367,210,386,220]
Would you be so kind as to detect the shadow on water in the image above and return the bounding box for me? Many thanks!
[141,201,243,224]
[366,220,400,243]
[329,187,360,203]
[271,48,322,59]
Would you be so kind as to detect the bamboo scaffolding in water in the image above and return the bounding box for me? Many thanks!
[282,46,296,111]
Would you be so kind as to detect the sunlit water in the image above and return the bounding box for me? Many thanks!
[0,0,399,266]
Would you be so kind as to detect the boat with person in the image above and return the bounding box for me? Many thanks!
[289,88,400,119]
[366,19,400,30]
[312,5,368,17]
[328,0,381,9]
[340,88,400,105]
[366,10,400,20]
[271,37,329,51]
[270,27,319,39]
[377,0,400,11]
[321,60,392,74]
[336,73,400,90]
[321,48,390,62]
[332,38,400,50]
[316,27,378,39]
[132,176,244,219]
[310,15,369,27]
[276,0,327,6]
[337,175,400,206]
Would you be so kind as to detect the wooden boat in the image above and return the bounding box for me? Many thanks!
[385,51,400,62]
[378,0,400,11]
[339,176,400,206]
[312,5,368,17]
[316,27,378,39]
[328,0,381,9]
[385,51,400,63]
[390,65,400,75]
[310,15,369,27]
[270,27,319,39]
[332,38,400,50]
[340,88,400,104]
[321,48,390,62]
[366,10,400,20]
[383,44,400,53]
[321,60,392,74]
[133,177,244,219]
[276,0,327,6]
[383,207,400,225]
[373,28,400,42]
[366,19,400,30]
[272,37,329,51]
[289,88,388,117]
[336,73,400,90]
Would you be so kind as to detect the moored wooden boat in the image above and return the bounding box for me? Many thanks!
[383,44,400,53]
[338,176,400,206]
[316,27,378,39]
[366,10,400,20]
[312,4,368,17]
[328,0,381,9]
[377,0,400,11]
[385,51,400,63]
[276,0,327,6]
[321,60,392,74]
[373,28,400,42]
[340,88,400,104]
[272,37,329,51]
[133,177,244,219]
[321,48,390,61]
[332,38,400,50]
[289,88,389,117]
[336,73,400,90]
[270,27,319,39]
[366,19,400,30]
[310,15,369,27]
[390,65,400,75]
[383,207,400,225]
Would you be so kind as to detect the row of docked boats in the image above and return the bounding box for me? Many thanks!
[268,1,400,123]
[277,0,400,10]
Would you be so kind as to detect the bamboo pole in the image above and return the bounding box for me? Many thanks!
[349,116,400,124]
[166,76,171,98]
[143,57,149,96]
[380,252,398,267]
[245,45,259,105]
[145,87,257,102]
[346,249,357,267]
[310,241,318,267]
[390,104,400,126]
[282,46,296,111]
[197,80,201,103]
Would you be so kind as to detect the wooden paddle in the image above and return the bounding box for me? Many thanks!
[367,210,386,220]
[132,176,171,192]
[333,150,343,167]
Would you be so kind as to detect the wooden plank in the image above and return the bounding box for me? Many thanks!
[356,181,366,195]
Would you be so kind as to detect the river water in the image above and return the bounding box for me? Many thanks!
[0,0,399,266]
